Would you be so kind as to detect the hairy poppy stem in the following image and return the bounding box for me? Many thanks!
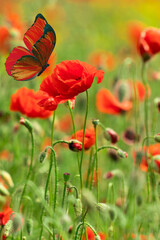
[94,124,99,202]
[90,146,119,190]
[49,111,56,208]
[67,100,81,191]
[80,90,89,190]
[85,147,93,188]
[18,128,34,211]
[39,146,57,240]
[141,62,149,145]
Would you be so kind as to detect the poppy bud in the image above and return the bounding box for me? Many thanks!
[104,128,119,144]
[69,139,82,152]
[19,117,33,133]
[104,170,123,179]
[12,213,23,233]
[73,198,82,217]
[26,219,33,235]
[92,119,100,126]
[0,171,14,187]
[104,171,114,179]
[4,220,13,238]
[39,151,47,163]
[154,133,160,143]
[63,172,70,182]
[0,183,9,196]
[117,149,128,158]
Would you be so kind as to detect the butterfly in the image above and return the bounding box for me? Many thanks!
[5,13,56,81]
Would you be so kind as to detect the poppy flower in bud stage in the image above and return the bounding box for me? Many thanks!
[96,88,132,115]
[103,128,119,144]
[138,27,160,62]
[122,128,140,145]
[10,87,52,119]
[71,128,95,151]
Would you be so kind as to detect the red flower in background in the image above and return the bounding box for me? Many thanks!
[10,87,52,119]
[96,88,132,115]
[0,27,11,53]
[88,51,115,71]
[46,60,104,98]
[71,128,95,150]
[83,227,105,240]
[0,207,13,226]
[138,27,160,61]
[134,143,160,173]
[133,81,151,101]
[127,21,145,48]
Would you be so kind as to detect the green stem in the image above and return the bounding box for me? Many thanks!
[62,182,67,208]
[94,124,99,202]
[141,62,149,146]
[67,100,76,135]
[142,136,154,149]
[67,101,81,190]
[80,90,89,190]
[90,145,119,189]
[85,148,93,188]
[19,130,34,210]
[74,222,99,240]
[39,146,57,240]
[52,140,70,148]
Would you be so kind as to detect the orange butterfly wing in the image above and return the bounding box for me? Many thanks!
[23,14,47,52]
[11,55,42,81]
[32,24,56,68]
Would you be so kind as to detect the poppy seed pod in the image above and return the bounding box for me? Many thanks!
[63,172,70,182]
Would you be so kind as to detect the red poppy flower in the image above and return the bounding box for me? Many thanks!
[127,21,145,48]
[133,81,151,101]
[134,143,160,173]
[0,207,13,226]
[83,227,105,240]
[10,87,52,119]
[138,27,160,61]
[71,128,95,151]
[42,60,104,99]
[96,88,132,115]
[38,74,75,111]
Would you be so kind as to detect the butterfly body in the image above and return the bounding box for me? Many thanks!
[5,14,56,81]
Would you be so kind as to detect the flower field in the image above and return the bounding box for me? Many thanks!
[1,0,160,239]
